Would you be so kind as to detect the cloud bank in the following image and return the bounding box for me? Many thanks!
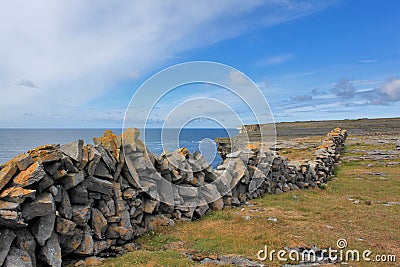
[0,0,333,127]
[363,78,400,105]
[279,77,400,120]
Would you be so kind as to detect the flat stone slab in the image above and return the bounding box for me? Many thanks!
[61,140,84,162]
[28,145,62,163]
[0,164,17,191]
[0,210,27,229]
[56,171,85,190]
[0,200,19,210]
[13,162,46,187]
[11,153,34,171]
[0,186,36,204]
[22,193,55,221]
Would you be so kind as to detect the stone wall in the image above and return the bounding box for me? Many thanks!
[0,128,347,266]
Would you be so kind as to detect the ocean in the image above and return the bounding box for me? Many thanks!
[0,128,238,167]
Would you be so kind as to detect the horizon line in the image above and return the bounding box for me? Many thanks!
[0,116,399,129]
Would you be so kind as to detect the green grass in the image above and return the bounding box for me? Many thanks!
[204,210,234,221]
[138,232,180,250]
[102,250,194,267]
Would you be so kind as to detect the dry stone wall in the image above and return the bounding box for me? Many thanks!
[0,128,347,266]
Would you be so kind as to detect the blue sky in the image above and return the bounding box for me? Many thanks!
[0,0,399,128]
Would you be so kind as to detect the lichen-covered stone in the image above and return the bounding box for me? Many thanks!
[60,228,83,255]
[10,153,34,172]
[78,146,89,170]
[91,208,107,239]
[122,188,137,200]
[0,210,27,228]
[143,198,158,214]
[74,226,93,256]
[53,169,68,180]
[0,200,19,210]
[93,130,120,159]
[104,223,120,239]
[56,217,76,235]
[28,144,62,163]
[0,163,17,191]
[71,205,91,226]
[13,162,46,187]
[93,240,113,255]
[0,186,36,204]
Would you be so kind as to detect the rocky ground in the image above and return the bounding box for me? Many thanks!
[215,117,400,160]
[274,117,400,138]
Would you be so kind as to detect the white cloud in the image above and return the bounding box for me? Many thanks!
[257,54,294,66]
[331,78,356,98]
[379,78,400,101]
[0,0,334,127]
[359,59,378,63]
[352,79,381,86]
[289,94,313,102]
[287,70,322,79]
[312,93,338,99]
[284,105,317,113]
[16,79,38,88]
[356,78,400,105]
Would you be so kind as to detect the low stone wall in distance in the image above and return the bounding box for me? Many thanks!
[0,128,347,266]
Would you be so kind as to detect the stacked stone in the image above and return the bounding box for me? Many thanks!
[0,130,169,266]
[314,128,348,183]
[214,128,347,207]
[0,127,347,266]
